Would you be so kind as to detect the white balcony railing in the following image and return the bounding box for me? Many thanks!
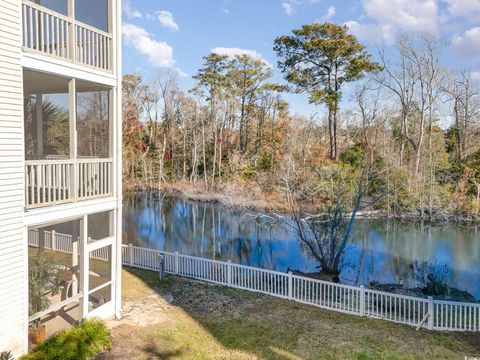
[25,158,113,209]
[25,159,74,207]
[75,22,111,71]
[22,1,112,72]
[77,158,113,201]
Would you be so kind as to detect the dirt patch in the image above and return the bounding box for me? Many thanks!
[107,276,254,327]
[103,291,175,359]
[168,279,255,317]
[111,294,171,328]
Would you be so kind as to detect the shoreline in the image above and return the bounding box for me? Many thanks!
[124,180,479,223]
[124,180,296,213]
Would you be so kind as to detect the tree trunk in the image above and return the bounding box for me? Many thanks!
[212,116,217,187]
[201,119,208,189]
[182,120,187,180]
[328,107,335,160]
[218,120,223,182]
[333,106,339,161]
[158,135,167,189]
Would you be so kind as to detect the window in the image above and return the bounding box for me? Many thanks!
[36,0,68,16]
[34,0,109,32]
[75,0,109,32]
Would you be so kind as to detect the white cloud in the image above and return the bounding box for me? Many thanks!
[122,23,175,68]
[221,8,231,14]
[363,0,439,36]
[345,20,396,44]
[122,0,142,18]
[156,11,179,32]
[281,0,302,16]
[472,71,480,82]
[452,27,480,56]
[344,0,439,44]
[321,5,335,21]
[282,1,295,16]
[211,47,272,66]
[445,0,480,19]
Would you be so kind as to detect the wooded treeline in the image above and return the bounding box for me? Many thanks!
[122,24,480,219]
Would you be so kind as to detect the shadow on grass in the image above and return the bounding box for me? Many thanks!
[143,343,183,360]
[120,267,480,360]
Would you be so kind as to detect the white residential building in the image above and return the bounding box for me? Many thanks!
[0,0,122,356]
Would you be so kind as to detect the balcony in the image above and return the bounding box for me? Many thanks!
[24,69,114,210]
[21,0,112,73]
[25,157,113,208]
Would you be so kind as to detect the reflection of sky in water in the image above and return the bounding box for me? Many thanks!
[123,192,480,300]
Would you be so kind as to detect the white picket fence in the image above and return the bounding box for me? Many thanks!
[121,244,480,332]
[26,230,479,332]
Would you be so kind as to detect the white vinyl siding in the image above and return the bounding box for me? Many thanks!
[0,0,122,354]
[0,0,26,356]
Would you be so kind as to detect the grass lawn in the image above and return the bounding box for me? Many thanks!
[104,268,480,360]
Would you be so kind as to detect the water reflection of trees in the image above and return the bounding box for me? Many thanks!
[122,193,480,299]
[123,192,301,270]
[346,220,480,294]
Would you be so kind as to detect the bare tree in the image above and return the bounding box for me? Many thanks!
[354,81,382,165]
[268,165,386,278]
[445,69,480,161]
[374,44,417,169]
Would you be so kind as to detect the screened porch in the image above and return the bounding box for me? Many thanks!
[24,69,114,209]
[27,212,116,346]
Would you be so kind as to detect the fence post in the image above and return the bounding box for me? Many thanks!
[360,285,365,316]
[174,251,179,274]
[427,296,434,330]
[288,271,293,300]
[51,230,56,251]
[227,260,232,286]
[158,253,165,281]
[129,244,134,267]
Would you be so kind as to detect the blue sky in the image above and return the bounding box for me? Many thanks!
[121,0,480,117]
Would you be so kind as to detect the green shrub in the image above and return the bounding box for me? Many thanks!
[21,319,111,360]
[239,165,258,180]
[339,143,366,169]
[259,153,272,172]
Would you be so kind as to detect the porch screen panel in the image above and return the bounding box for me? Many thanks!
[76,90,110,158]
